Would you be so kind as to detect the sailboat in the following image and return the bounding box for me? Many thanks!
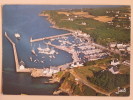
[37,44,42,51]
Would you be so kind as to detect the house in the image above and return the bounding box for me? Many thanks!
[66,14,69,16]
[127,46,130,52]
[109,66,119,74]
[68,18,73,21]
[116,11,120,14]
[106,11,109,13]
[116,25,121,28]
[70,62,84,68]
[117,43,123,49]
[75,78,79,81]
[107,21,113,24]
[119,48,125,51]
[122,60,130,66]
[43,67,60,75]
[111,59,120,66]
[81,22,86,25]
[49,67,60,74]
[43,68,50,74]
[110,42,117,48]
[70,63,78,68]
[115,15,119,17]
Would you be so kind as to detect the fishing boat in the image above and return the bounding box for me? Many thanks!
[14,33,21,40]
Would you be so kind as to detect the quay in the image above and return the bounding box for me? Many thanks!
[30,33,72,42]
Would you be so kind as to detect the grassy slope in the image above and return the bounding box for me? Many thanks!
[56,58,130,96]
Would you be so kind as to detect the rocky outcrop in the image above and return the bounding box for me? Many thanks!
[54,71,96,96]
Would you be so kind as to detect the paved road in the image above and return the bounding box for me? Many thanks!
[92,43,121,55]
[70,69,130,96]
[69,69,111,96]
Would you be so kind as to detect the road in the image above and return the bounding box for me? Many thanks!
[69,69,111,96]
[92,43,121,55]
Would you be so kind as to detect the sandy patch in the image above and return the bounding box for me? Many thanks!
[86,27,95,30]
[93,16,113,22]
[72,11,88,15]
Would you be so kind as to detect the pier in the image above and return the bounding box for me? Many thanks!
[30,33,72,42]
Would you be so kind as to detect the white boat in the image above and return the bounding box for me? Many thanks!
[37,44,42,51]
[30,57,32,61]
[31,49,37,56]
[38,44,56,55]
[14,33,21,40]
[31,45,37,56]
[49,55,52,58]
[55,52,59,54]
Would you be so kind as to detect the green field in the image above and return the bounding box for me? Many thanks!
[89,70,130,92]
[42,6,130,46]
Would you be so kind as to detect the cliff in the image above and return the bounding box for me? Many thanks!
[55,71,98,96]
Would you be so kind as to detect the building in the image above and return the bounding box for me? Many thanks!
[109,66,119,74]
[43,67,60,75]
[110,42,117,48]
[127,46,130,52]
[70,62,83,68]
[111,59,120,66]
[122,60,130,66]
[68,18,74,21]
[19,60,25,70]
[117,43,123,49]
[81,22,86,25]
[66,14,69,16]
[19,65,25,70]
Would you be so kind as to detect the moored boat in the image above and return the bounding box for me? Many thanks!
[14,33,21,40]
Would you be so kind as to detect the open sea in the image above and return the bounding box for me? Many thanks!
[2,5,122,95]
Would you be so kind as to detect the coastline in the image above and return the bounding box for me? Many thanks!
[3,5,130,96]
[39,13,85,34]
